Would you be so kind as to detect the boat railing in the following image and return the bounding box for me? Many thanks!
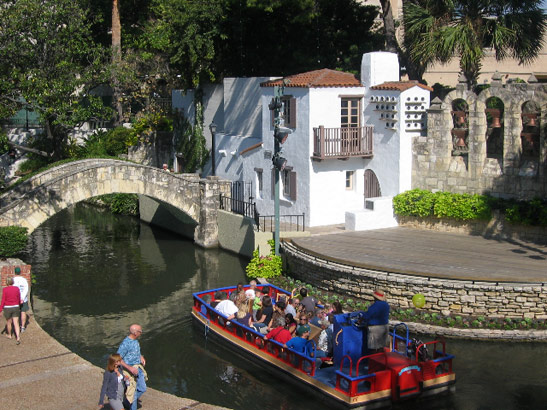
[416,340,454,380]
[335,353,391,397]
[391,322,410,356]
[193,291,317,377]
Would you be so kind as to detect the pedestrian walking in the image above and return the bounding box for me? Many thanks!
[118,324,147,410]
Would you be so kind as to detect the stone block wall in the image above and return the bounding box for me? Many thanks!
[413,76,546,199]
[282,241,547,319]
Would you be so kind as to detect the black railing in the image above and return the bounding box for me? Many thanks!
[257,214,305,232]
[220,195,260,228]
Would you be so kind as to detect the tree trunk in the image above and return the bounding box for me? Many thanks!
[380,0,398,53]
[112,0,123,126]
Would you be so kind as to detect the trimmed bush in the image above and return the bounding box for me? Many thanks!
[0,226,28,257]
[433,192,491,220]
[392,189,435,217]
[394,190,546,226]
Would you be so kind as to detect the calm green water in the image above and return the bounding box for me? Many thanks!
[22,204,547,410]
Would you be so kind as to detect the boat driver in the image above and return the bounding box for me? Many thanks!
[362,289,390,353]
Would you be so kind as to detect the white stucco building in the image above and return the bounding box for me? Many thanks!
[172,52,432,229]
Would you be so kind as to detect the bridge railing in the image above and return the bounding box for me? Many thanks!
[219,195,260,229]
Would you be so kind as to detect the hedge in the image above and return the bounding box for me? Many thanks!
[0,226,29,257]
[393,189,547,226]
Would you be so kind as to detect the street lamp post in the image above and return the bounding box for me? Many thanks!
[270,83,291,256]
[209,122,217,176]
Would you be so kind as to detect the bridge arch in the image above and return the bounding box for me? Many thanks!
[0,159,230,247]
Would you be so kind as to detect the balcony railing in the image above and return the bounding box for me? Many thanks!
[312,125,373,160]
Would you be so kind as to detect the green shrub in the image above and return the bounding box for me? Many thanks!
[394,189,545,226]
[433,192,491,220]
[246,239,282,279]
[504,197,547,227]
[0,132,9,155]
[95,194,139,216]
[0,226,28,257]
[392,189,435,217]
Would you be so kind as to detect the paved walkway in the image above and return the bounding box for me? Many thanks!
[291,226,547,283]
[0,320,226,410]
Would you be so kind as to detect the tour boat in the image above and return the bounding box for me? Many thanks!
[191,284,456,409]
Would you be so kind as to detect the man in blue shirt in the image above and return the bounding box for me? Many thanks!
[362,290,390,353]
[118,324,147,410]
[284,327,313,357]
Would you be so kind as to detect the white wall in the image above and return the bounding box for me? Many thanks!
[399,88,430,192]
[361,52,400,88]
[257,86,311,221]
[306,87,368,226]
[364,89,401,197]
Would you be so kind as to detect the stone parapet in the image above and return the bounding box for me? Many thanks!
[282,241,547,320]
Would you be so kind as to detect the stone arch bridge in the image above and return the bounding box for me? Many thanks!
[0,159,231,247]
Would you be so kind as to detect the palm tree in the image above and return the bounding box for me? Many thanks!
[112,0,123,125]
[403,0,547,88]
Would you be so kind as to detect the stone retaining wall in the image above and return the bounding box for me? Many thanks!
[282,241,547,320]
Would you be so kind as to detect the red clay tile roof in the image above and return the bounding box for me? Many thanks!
[260,69,362,88]
[370,81,433,92]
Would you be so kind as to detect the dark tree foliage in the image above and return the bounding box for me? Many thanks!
[218,0,383,77]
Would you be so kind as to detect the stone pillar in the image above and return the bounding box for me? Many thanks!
[194,176,231,248]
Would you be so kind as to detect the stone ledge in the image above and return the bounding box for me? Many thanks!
[397,320,547,342]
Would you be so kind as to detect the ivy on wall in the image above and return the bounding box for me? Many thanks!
[173,89,209,173]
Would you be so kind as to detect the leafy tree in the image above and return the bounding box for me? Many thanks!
[219,0,382,76]
[0,0,111,160]
[403,0,547,88]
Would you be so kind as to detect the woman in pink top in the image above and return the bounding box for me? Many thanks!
[1,277,22,344]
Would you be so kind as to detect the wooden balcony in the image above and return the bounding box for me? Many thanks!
[312,125,374,160]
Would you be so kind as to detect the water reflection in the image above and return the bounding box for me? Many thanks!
[21,203,547,410]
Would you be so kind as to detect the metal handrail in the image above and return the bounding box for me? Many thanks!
[257,213,305,232]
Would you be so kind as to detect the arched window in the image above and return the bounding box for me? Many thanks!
[485,97,504,159]
[451,99,469,155]
[520,101,540,160]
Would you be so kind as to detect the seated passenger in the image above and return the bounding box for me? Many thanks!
[332,301,344,315]
[310,309,326,327]
[264,317,292,344]
[234,297,253,328]
[229,282,244,302]
[211,291,223,309]
[299,288,318,314]
[215,292,238,320]
[252,289,263,321]
[201,294,212,316]
[295,313,311,337]
[245,288,255,301]
[285,297,300,318]
[252,295,273,334]
[283,327,313,358]
[316,319,332,358]
[269,300,286,329]
[285,313,297,336]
